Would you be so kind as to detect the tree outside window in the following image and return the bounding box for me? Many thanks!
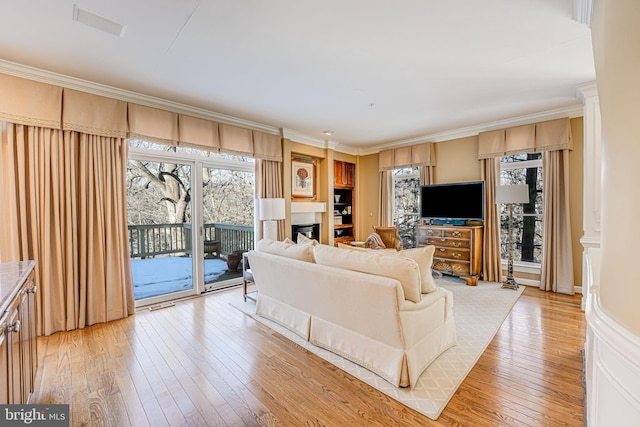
[392,167,420,249]
[499,153,543,264]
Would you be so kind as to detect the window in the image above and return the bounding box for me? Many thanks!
[499,153,543,264]
[392,167,420,248]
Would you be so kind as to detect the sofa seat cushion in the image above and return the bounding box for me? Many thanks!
[257,238,315,262]
[313,244,422,303]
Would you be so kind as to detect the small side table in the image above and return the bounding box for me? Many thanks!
[242,252,257,302]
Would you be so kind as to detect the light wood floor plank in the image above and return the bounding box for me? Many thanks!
[31,284,585,426]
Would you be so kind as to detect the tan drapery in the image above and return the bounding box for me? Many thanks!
[478,117,573,290]
[378,170,393,226]
[481,158,502,282]
[255,159,284,240]
[419,166,433,185]
[0,123,134,335]
[540,150,574,294]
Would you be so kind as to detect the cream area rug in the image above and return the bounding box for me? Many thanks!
[230,276,524,420]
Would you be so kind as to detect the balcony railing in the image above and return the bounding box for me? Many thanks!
[128,222,254,259]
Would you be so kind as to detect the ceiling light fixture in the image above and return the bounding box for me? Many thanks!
[323,130,334,136]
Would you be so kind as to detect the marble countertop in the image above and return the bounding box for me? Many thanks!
[0,260,36,315]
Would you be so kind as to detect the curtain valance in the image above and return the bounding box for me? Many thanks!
[0,73,282,161]
[62,89,127,138]
[379,142,435,171]
[0,73,62,129]
[478,118,572,159]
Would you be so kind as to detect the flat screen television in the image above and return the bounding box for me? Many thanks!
[420,181,485,224]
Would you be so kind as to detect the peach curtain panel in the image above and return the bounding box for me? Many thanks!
[478,117,574,292]
[378,171,393,226]
[255,159,284,240]
[481,158,502,282]
[540,150,574,294]
[0,123,134,336]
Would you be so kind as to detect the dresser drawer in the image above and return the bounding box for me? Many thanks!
[417,227,443,239]
[433,259,471,276]
[443,228,471,239]
[426,237,470,249]
[434,247,470,261]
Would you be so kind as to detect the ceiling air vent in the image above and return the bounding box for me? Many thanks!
[72,4,127,38]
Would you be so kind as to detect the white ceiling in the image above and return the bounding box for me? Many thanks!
[0,0,595,151]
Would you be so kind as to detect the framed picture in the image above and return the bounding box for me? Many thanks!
[292,157,317,200]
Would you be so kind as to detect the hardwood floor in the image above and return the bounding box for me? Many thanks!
[32,285,585,426]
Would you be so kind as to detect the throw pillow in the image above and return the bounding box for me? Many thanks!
[256,238,315,263]
[283,237,295,244]
[314,244,422,303]
[398,245,437,293]
[297,233,319,246]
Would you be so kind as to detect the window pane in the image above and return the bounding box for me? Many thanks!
[393,170,420,249]
[499,153,543,264]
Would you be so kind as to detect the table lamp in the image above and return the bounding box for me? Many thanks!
[258,198,285,241]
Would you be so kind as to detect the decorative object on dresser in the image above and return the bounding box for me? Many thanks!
[258,197,285,241]
[416,224,483,286]
[495,184,529,290]
[0,260,38,404]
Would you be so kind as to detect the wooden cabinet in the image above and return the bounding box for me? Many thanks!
[334,160,355,189]
[0,261,38,404]
[417,225,483,286]
[333,160,356,245]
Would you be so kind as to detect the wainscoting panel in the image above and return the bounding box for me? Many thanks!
[585,249,640,427]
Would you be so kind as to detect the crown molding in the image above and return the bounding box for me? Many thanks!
[0,59,280,135]
[576,80,599,100]
[573,0,594,28]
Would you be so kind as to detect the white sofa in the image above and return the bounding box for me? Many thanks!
[247,239,457,388]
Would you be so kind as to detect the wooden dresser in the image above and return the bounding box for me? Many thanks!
[0,261,38,404]
[416,224,483,286]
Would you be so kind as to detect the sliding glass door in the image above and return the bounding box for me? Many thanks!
[200,165,255,292]
[126,156,197,304]
[126,141,255,306]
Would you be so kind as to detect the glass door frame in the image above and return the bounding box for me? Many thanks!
[129,145,255,307]
[128,149,201,308]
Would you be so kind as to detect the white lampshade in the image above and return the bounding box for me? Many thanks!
[258,198,286,221]
[495,184,529,204]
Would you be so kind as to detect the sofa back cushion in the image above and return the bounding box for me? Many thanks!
[313,244,422,303]
[398,245,437,293]
[256,239,315,263]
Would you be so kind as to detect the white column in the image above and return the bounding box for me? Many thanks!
[576,82,601,310]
